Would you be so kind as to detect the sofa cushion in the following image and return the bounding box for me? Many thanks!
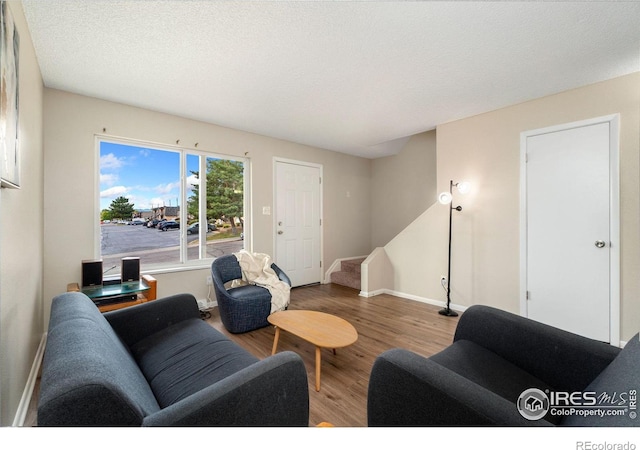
[38,293,160,426]
[453,306,622,393]
[560,334,640,426]
[130,318,260,408]
[227,284,271,300]
[430,339,560,424]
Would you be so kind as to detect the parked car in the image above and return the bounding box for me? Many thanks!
[186,222,216,235]
[159,221,179,231]
[147,219,166,228]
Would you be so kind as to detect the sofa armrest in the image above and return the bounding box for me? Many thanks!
[104,293,201,348]
[141,351,309,426]
[271,263,291,286]
[367,348,552,427]
[454,305,621,392]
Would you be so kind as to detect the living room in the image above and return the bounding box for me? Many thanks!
[1,0,639,443]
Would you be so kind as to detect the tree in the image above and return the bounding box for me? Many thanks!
[187,159,243,232]
[109,196,135,220]
[101,209,113,221]
[207,160,244,232]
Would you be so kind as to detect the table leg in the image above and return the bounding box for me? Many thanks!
[271,327,280,355]
[315,346,321,392]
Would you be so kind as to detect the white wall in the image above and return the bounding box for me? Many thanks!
[386,73,640,342]
[42,90,373,322]
[0,1,44,426]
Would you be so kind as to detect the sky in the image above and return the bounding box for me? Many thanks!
[99,141,200,211]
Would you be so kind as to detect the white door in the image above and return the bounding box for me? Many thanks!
[521,115,619,343]
[274,160,322,287]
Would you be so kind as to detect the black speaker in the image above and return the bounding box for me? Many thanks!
[121,257,140,283]
[82,259,103,287]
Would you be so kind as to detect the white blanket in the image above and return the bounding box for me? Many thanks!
[232,250,291,313]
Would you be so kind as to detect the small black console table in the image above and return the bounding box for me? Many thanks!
[67,274,157,312]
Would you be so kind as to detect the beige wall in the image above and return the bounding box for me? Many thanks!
[387,72,640,342]
[42,90,373,322]
[371,130,437,247]
[4,2,637,424]
[0,1,44,426]
[385,201,449,303]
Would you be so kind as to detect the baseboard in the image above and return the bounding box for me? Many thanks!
[13,332,47,427]
[361,288,467,314]
[359,289,386,298]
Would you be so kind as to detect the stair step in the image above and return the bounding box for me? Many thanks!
[340,257,365,274]
[330,270,361,290]
[330,257,365,290]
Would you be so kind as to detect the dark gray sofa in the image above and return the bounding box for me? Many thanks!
[368,304,639,427]
[38,291,309,426]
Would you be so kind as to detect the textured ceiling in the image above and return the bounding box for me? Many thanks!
[22,1,640,158]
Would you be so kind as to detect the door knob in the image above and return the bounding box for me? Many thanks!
[595,240,606,248]
[278,230,283,235]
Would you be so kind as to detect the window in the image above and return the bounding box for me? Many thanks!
[98,138,246,273]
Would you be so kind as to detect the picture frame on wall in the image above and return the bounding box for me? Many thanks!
[0,0,19,189]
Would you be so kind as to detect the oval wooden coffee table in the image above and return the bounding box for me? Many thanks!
[268,310,358,391]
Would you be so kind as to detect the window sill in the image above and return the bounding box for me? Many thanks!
[142,261,213,277]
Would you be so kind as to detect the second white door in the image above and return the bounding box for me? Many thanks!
[274,160,322,287]
[521,116,618,343]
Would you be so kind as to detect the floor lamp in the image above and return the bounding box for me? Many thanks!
[437,180,470,317]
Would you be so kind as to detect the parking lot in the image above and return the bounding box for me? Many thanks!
[100,223,243,268]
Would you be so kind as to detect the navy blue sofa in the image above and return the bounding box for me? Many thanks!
[368,305,639,426]
[38,291,309,426]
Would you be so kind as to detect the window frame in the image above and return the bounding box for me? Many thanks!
[95,134,250,275]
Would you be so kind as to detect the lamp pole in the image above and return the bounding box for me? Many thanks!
[440,180,461,317]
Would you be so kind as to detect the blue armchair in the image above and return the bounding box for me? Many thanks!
[211,254,291,333]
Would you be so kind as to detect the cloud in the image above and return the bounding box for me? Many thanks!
[155,181,180,195]
[100,173,118,186]
[186,174,199,195]
[125,194,146,210]
[136,196,180,210]
[149,197,167,208]
[100,153,125,170]
[100,186,128,198]
[187,174,200,186]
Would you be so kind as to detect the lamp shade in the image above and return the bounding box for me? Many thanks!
[438,192,452,205]
[457,181,471,194]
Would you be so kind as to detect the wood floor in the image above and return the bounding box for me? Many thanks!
[25,283,459,427]
[207,283,459,427]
